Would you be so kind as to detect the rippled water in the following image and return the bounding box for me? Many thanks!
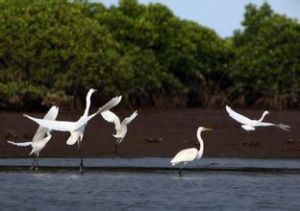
[0,157,299,169]
[0,158,299,210]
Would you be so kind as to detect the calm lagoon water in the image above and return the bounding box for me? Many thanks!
[0,158,299,210]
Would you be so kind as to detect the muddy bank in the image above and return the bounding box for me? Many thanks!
[0,108,299,158]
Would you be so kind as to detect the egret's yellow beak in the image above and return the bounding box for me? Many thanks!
[203,127,213,131]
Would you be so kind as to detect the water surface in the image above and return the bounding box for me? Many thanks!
[0,158,299,210]
[0,157,299,169]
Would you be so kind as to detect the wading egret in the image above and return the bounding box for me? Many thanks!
[225,105,290,131]
[7,106,59,170]
[171,126,212,177]
[101,110,138,156]
[24,89,122,172]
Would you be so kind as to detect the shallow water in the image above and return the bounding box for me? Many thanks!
[0,157,299,169]
[0,158,299,210]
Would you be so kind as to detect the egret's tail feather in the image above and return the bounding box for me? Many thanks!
[170,158,177,165]
[116,138,123,145]
[113,134,122,138]
[66,134,79,145]
[276,123,290,131]
[29,149,35,155]
[7,140,32,147]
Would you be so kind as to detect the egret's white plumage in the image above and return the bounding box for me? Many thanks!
[7,106,59,170]
[7,141,32,147]
[24,94,122,144]
[171,127,212,176]
[24,89,97,140]
[101,110,138,155]
[101,110,138,141]
[225,105,290,131]
[31,106,59,142]
[23,89,122,172]
[28,133,52,156]
[171,148,198,165]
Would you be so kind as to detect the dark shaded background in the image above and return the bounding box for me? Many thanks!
[1,108,299,158]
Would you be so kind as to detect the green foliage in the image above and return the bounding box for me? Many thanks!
[0,1,299,109]
[0,0,120,108]
[0,82,46,110]
[230,2,300,108]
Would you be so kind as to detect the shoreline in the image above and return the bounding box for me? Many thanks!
[1,108,300,158]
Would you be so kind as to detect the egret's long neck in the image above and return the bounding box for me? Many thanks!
[196,129,204,159]
[258,111,268,122]
[83,90,93,117]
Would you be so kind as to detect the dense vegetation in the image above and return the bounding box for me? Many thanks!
[0,0,299,110]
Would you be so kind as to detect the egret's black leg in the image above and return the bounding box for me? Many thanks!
[114,142,119,158]
[78,141,84,174]
[35,155,39,171]
[30,157,36,171]
[179,167,183,177]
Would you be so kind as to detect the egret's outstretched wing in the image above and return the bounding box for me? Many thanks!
[255,122,275,127]
[24,96,122,132]
[72,96,123,130]
[7,140,32,147]
[257,122,290,131]
[23,115,74,132]
[101,110,121,129]
[85,96,122,122]
[96,96,122,114]
[33,106,59,142]
[125,111,138,124]
[43,106,59,120]
[226,105,252,125]
[171,148,198,165]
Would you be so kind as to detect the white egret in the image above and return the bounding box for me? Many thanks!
[101,110,138,156]
[171,126,212,177]
[24,89,122,172]
[7,106,59,170]
[225,105,290,131]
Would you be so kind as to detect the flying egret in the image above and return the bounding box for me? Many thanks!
[24,89,122,172]
[171,127,212,177]
[101,110,138,156]
[225,105,290,131]
[7,106,59,170]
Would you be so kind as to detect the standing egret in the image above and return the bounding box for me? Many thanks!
[225,105,290,131]
[171,127,212,177]
[101,110,138,156]
[24,89,122,172]
[7,106,59,170]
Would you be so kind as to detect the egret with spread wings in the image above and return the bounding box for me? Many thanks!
[101,110,138,156]
[24,89,122,172]
[7,106,59,170]
[225,105,290,131]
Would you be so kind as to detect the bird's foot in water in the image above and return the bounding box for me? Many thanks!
[114,146,119,158]
[79,165,85,174]
[30,166,34,171]
[178,169,183,177]
[113,153,119,159]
